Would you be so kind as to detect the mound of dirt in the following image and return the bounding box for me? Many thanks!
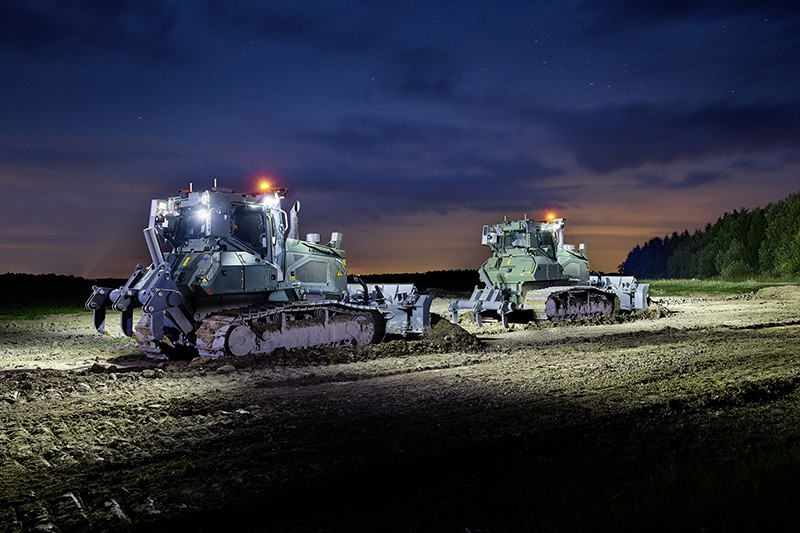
[756,285,800,301]
[457,311,478,325]
[421,317,483,351]
[634,300,672,319]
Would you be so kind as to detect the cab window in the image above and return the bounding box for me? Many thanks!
[231,205,265,251]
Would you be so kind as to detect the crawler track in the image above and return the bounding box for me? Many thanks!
[523,286,617,321]
[134,301,385,358]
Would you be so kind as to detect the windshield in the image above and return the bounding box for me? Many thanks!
[502,230,527,249]
[162,206,208,246]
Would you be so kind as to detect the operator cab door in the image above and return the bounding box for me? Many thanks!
[230,204,279,292]
[231,204,270,257]
[535,229,558,261]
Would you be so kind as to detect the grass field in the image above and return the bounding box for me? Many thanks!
[645,278,798,296]
[0,303,85,320]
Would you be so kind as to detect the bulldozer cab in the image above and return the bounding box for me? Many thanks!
[161,198,273,259]
[482,224,528,250]
[482,221,558,260]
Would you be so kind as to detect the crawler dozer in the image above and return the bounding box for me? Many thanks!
[87,183,431,358]
[449,216,648,327]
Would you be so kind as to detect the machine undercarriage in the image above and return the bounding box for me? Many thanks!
[132,301,385,358]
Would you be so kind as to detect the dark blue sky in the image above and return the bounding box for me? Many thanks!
[2,0,799,277]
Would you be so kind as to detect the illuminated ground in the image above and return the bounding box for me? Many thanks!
[2,289,800,531]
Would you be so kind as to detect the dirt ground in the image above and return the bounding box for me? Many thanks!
[2,288,800,532]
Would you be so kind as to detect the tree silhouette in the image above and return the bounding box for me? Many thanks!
[620,192,800,279]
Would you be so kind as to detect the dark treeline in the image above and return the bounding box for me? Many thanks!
[621,192,800,279]
[0,273,126,307]
[358,269,478,294]
[0,269,479,309]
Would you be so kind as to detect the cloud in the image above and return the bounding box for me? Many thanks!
[569,0,800,107]
[635,171,729,190]
[679,171,728,188]
[284,110,573,224]
[202,2,464,101]
[201,1,321,41]
[288,149,564,222]
[580,0,800,31]
[299,114,469,156]
[0,1,188,64]
[201,0,388,54]
[0,135,191,178]
[537,102,800,173]
[383,45,463,99]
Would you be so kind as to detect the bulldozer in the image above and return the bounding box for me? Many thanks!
[86,182,431,358]
[449,216,648,327]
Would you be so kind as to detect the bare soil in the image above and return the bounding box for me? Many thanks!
[2,289,800,532]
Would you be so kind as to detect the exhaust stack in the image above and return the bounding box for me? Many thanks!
[288,201,300,240]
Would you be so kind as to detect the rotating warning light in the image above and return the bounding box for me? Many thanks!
[259,181,271,191]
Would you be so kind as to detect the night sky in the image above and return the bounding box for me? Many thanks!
[2,1,799,278]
